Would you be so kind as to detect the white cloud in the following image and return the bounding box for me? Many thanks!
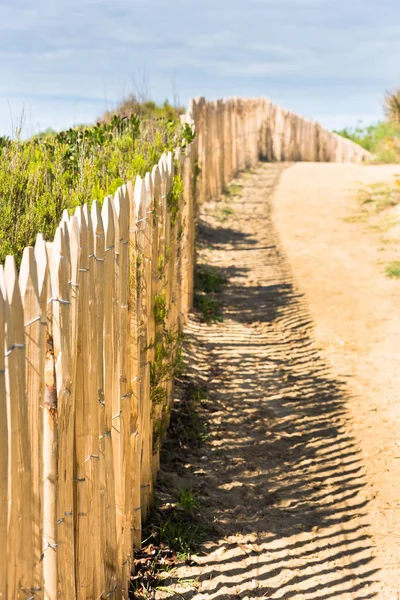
[0,0,399,134]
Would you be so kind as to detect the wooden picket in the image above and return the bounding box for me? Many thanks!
[0,95,369,599]
[0,268,7,600]
[4,255,33,598]
[19,246,43,598]
[42,241,57,600]
[74,206,92,599]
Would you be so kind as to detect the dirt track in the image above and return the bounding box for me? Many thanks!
[158,162,400,599]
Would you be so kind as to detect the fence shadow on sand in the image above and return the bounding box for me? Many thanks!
[158,166,379,599]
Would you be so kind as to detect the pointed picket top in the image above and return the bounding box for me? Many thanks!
[126,180,134,206]
[158,154,168,190]
[68,216,80,282]
[83,204,94,258]
[134,176,146,221]
[159,153,168,177]
[74,205,84,227]
[45,243,54,298]
[34,234,48,303]
[158,154,167,178]
[61,220,72,284]
[74,206,88,266]
[159,154,168,199]
[102,196,115,251]
[4,255,23,315]
[4,256,24,350]
[114,185,129,242]
[151,164,161,198]
[112,190,121,255]
[52,227,62,271]
[144,172,153,211]
[19,247,39,307]
[91,200,104,235]
[174,147,183,166]
[121,183,130,205]
[62,209,70,224]
[51,227,69,303]
[125,181,135,231]
[91,200,105,260]
[166,151,174,179]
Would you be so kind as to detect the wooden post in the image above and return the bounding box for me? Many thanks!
[101,196,121,594]
[126,180,142,548]
[90,200,105,598]
[113,187,132,598]
[42,241,58,600]
[74,206,93,599]
[19,246,44,598]
[34,234,49,600]
[4,255,33,598]
[50,226,76,598]
[134,175,151,520]
[0,269,8,600]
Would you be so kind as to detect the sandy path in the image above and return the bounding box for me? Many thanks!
[274,163,400,597]
[158,162,400,599]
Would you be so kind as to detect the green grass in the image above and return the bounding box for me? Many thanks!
[154,492,205,557]
[169,385,208,448]
[133,382,209,597]
[223,183,242,197]
[385,260,400,279]
[0,100,190,265]
[218,206,234,223]
[178,488,200,514]
[193,295,223,324]
[195,267,226,294]
[357,180,400,212]
[334,121,400,163]
[194,266,226,324]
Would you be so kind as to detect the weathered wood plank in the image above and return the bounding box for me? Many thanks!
[51,226,76,599]
[74,206,93,599]
[4,255,33,598]
[90,200,105,597]
[19,246,44,598]
[126,179,142,548]
[101,196,121,595]
[113,186,132,598]
[0,268,8,600]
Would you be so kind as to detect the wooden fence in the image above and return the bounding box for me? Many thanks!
[0,96,369,600]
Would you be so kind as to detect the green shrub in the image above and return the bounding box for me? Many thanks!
[0,100,188,265]
[334,121,400,163]
[385,260,400,279]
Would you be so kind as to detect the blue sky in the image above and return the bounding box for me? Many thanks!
[1,0,400,136]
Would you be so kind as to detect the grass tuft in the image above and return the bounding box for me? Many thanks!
[194,266,226,324]
[385,260,400,279]
[223,183,242,197]
[357,181,400,212]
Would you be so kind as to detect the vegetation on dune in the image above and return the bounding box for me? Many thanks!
[334,121,400,162]
[334,87,400,163]
[0,97,191,265]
